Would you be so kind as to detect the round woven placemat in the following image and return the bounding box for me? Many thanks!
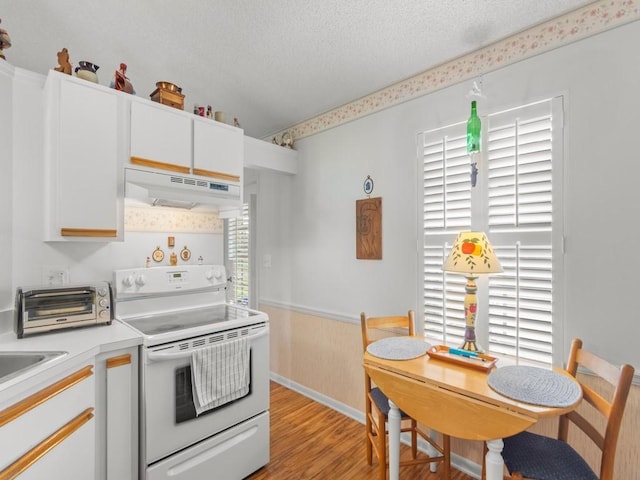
[488,365,582,407]
[366,337,430,360]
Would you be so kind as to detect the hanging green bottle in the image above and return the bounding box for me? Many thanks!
[467,100,481,153]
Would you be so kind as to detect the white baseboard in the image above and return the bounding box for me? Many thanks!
[270,372,482,479]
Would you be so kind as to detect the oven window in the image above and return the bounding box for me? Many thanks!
[174,351,253,424]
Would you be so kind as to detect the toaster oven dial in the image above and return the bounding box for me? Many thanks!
[99,309,110,319]
[97,287,108,297]
[99,299,108,307]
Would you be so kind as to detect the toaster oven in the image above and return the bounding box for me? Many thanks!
[15,282,113,338]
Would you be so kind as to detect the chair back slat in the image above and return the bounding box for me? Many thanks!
[360,311,415,350]
[576,347,623,386]
[565,410,605,450]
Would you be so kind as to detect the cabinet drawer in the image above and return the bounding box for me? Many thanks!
[0,365,95,478]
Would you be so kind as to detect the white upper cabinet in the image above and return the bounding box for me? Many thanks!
[44,71,125,242]
[193,116,243,182]
[130,100,243,184]
[129,100,191,173]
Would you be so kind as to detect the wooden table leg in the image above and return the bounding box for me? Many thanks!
[388,399,401,480]
[485,438,504,480]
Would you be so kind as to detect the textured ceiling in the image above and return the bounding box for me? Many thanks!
[1,0,594,138]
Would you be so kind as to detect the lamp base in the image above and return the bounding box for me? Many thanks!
[460,337,483,353]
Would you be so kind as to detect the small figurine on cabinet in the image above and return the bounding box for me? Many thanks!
[272,131,294,149]
[233,117,241,128]
[54,48,72,75]
[206,105,213,119]
[111,63,135,94]
[75,61,99,83]
[0,19,12,61]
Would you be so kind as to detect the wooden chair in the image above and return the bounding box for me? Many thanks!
[361,310,451,480]
[482,338,635,480]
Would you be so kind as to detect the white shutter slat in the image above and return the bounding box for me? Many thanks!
[226,203,250,306]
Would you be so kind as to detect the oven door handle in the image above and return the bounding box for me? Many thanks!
[147,328,269,362]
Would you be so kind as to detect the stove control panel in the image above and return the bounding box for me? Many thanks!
[113,265,226,298]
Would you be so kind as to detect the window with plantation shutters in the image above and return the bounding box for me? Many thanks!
[225,203,250,306]
[419,97,563,366]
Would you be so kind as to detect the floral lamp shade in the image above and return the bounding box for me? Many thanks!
[442,231,502,352]
[443,231,502,275]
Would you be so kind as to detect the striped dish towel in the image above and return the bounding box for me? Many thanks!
[191,337,250,416]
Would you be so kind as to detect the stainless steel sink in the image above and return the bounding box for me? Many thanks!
[0,351,67,383]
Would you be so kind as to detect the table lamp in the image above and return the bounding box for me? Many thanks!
[442,231,502,352]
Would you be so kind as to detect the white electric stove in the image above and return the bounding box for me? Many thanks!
[113,265,270,480]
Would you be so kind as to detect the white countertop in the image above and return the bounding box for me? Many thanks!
[0,320,142,403]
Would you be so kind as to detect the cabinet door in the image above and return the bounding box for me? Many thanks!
[193,118,243,182]
[104,351,137,480]
[0,365,96,479]
[46,74,123,241]
[130,101,191,173]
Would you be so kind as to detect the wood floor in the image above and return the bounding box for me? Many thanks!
[247,382,476,480]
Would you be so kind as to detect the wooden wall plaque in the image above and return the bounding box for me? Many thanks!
[356,197,382,259]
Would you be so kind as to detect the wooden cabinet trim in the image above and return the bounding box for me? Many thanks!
[192,167,240,183]
[60,228,118,237]
[0,407,94,480]
[130,156,191,174]
[0,365,93,427]
[106,354,132,369]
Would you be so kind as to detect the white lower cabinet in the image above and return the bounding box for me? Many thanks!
[95,348,138,480]
[0,346,139,480]
[0,364,96,479]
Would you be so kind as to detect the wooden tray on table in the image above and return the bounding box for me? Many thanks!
[427,345,498,371]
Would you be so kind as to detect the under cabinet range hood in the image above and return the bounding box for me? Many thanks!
[125,167,241,211]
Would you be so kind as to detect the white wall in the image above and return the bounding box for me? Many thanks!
[0,62,13,327]
[257,21,640,369]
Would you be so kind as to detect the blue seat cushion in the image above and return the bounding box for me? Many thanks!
[502,431,598,480]
[370,387,411,419]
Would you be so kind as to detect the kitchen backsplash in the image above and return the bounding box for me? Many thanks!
[125,205,223,233]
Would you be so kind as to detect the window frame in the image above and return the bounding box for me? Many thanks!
[417,96,565,366]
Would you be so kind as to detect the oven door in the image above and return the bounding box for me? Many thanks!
[141,322,269,465]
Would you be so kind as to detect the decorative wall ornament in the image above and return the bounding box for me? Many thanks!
[269,1,640,141]
[363,175,374,196]
[356,197,382,260]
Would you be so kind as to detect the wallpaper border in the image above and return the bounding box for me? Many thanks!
[275,0,640,141]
